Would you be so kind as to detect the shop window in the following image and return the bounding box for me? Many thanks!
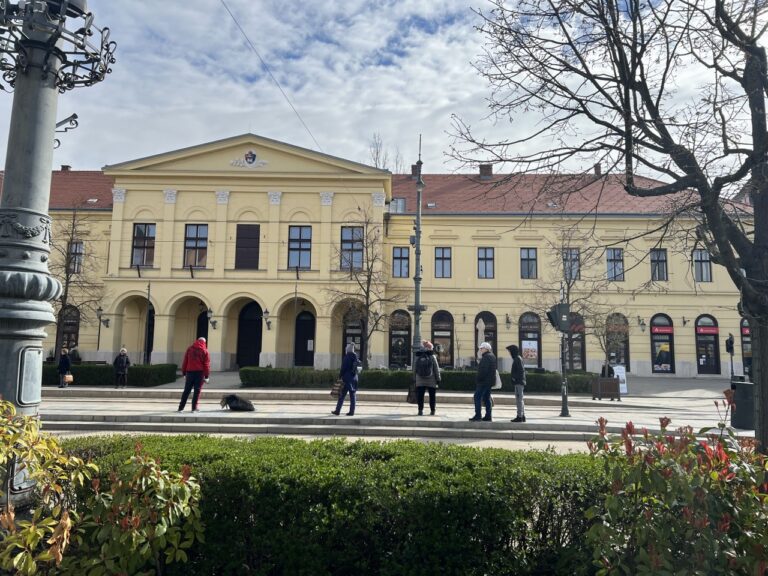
[473,312,497,354]
[605,313,630,371]
[566,312,586,371]
[695,314,720,375]
[60,305,80,351]
[518,312,542,368]
[388,310,411,369]
[431,310,454,367]
[650,313,675,373]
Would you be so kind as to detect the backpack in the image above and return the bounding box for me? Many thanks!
[415,355,433,378]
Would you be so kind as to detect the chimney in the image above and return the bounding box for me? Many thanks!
[411,164,419,180]
[479,164,493,180]
[594,163,601,176]
[61,165,71,172]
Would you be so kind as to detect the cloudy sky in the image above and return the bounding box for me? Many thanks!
[0,1,507,173]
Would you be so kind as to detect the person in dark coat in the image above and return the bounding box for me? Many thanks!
[413,340,440,416]
[57,348,71,388]
[113,348,131,388]
[178,337,210,413]
[470,342,496,422]
[507,344,527,422]
[332,343,360,416]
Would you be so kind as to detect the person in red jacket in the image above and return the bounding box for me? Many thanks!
[178,337,210,413]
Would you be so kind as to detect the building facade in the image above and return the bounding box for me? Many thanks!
[32,135,750,378]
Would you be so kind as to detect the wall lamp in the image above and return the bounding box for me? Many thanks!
[206,308,217,330]
[636,315,646,332]
[682,316,689,326]
[96,306,110,328]
[462,313,466,323]
[263,308,271,331]
[505,314,512,329]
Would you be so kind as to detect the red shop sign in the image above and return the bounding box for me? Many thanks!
[742,327,751,335]
[696,326,719,335]
[651,326,674,334]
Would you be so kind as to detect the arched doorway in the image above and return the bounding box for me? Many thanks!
[144,303,155,364]
[473,312,497,354]
[431,310,454,368]
[518,312,542,368]
[294,311,316,367]
[59,305,80,351]
[388,310,411,369]
[342,309,364,354]
[237,302,264,368]
[196,309,209,341]
[606,313,630,371]
[695,314,720,375]
[566,312,586,371]
[650,313,675,373]
[741,318,752,379]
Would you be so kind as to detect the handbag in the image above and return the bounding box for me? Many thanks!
[406,382,418,404]
[492,370,502,390]
[63,371,74,384]
[330,379,343,398]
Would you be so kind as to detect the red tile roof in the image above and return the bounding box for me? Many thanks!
[0,170,114,210]
[391,173,699,216]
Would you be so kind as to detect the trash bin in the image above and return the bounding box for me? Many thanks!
[730,380,755,429]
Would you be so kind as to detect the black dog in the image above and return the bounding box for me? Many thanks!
[220,394,255,412]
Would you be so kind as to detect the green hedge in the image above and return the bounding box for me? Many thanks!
[64,435,605,576]
[240,366,594,393]
[43,363,178,387]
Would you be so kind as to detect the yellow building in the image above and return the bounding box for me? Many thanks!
[36,134,750,379]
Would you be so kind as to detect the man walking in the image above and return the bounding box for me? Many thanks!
[507,344,526,422]
[178,337,210,413]
[470,342,496,422]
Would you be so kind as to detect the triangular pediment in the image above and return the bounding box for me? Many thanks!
[103,134,389,177]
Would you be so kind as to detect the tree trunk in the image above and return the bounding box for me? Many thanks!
[753,322,768,453]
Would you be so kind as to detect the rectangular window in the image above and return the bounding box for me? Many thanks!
[390,198,406,213]
[68,241,84,274]
[563,248,580,281]
[650,248,668,281]
[288,225,312,270]
[607,248,624,281]
[520,247,537,279]
[131,223,156,268]
[435,247,452,278]
[392,246,409,278]
[478,247,494,279]
[184,224,208,268]
[340,226,364,271]
[235,224,260,270]
[693,249,712,282]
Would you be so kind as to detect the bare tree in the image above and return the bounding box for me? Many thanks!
[49,207,105,360]
[453,0,768,449]
[368,132,404,173]
[325,207,404,368]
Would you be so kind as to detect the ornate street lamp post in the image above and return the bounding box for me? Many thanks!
[0,0,115,501]
[408,140,426,366]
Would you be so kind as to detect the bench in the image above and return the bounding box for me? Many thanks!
[592,377,621,401]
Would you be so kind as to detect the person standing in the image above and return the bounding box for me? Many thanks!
[413,340,440,416]
[507,344,527,422]
[470,342,496,422]
[332,343,359,416]
[57,348,71,388]
[178,337,210,413]
[113,348,131,389]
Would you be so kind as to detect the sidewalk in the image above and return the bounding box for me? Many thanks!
[40,372,747,453]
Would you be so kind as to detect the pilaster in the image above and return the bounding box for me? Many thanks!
[160,189,177,275]
[214,190,229,275]
[267,191,282,278]
[319,192,334,276]
[107,188,126,275]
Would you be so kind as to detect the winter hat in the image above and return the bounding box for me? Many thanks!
[345,342,356,354]
[478,342,492,352]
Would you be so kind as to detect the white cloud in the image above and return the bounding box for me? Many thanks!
[0,0,496,173]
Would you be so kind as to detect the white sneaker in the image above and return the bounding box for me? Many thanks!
[176,409,183,413]
[192,409,200,413]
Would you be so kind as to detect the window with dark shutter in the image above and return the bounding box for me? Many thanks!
[235,224,260,270]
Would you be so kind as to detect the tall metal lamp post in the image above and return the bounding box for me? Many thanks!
[0,0,115,502]
[408,139,426,366]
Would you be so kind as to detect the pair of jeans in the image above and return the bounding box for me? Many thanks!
[335,382,356,414]
[514,384,525,417]
[473,386,492,418]
[178,371,205,411]
[416,386,436,413]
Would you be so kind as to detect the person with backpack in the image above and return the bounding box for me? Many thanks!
[506,344,527,422]
[413,340,440,415]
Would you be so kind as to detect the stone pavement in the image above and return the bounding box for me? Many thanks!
[39,372,750,453]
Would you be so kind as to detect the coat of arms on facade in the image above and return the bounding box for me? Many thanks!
[231,150,268,169]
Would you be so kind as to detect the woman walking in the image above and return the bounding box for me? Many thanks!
[113,348,131,389]
[332,343,360,416]
[57,348,71,388]
[413,340,440,415]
